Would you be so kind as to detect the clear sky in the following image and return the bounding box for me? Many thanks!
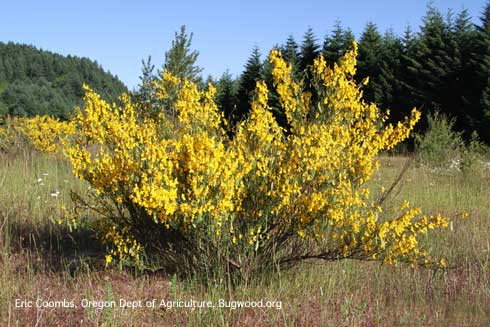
[0,0,486,89]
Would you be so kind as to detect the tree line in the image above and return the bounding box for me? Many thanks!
[2,3,490,144]
[206,3,490,143]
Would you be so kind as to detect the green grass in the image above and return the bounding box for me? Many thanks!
[1,152,489,326]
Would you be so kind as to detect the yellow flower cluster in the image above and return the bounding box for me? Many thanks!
[15,115,76,153]
[0,117,8,148]
[265,44,439,265]
[103,225,143,265]
[29,41,454,267]
[0,115,75,153]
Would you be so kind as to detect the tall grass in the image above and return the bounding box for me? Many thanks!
[1,152,489,326]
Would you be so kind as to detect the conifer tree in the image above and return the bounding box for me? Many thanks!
[377,30,403,112]
[281,35,300,79]
[472,2,490,142]
[235,46,262,124]
[322,20,354,65]
[409,6,451,106]
[406,6,473,135]
[299,27,320,73]
[384,26,421,125]
[282,35,299,64]
[393,26,421,113]
[343,28,356,51]
[357,22,383,104]
[133,55,157,112]
[452,8,478,134]
[202,75,215,91]
[299,28,320,102]
[134,26,204,119]
[162,25,203,83]
[216,70,237,125]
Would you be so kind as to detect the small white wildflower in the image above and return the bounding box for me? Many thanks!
[449,158,461,171]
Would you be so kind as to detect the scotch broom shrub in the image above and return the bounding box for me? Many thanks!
[0,116,27,153]
[30,43,456,283]
[0,115,75,154]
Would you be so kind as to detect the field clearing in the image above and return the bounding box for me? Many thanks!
[1,151,489,326]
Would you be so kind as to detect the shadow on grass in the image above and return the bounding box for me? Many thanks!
[4,220,106,276]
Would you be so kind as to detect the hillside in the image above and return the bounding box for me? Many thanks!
[0,41,127,119]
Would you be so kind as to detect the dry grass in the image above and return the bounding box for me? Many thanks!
[1,151,489,326]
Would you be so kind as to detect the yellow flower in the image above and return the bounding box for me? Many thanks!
[439,258,447,268]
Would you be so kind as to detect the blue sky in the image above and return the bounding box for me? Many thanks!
[0,1,486,89]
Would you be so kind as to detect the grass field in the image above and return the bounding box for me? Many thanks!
[1,151,489,326]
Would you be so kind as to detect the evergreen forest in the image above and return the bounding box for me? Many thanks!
[0,42,127,119]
